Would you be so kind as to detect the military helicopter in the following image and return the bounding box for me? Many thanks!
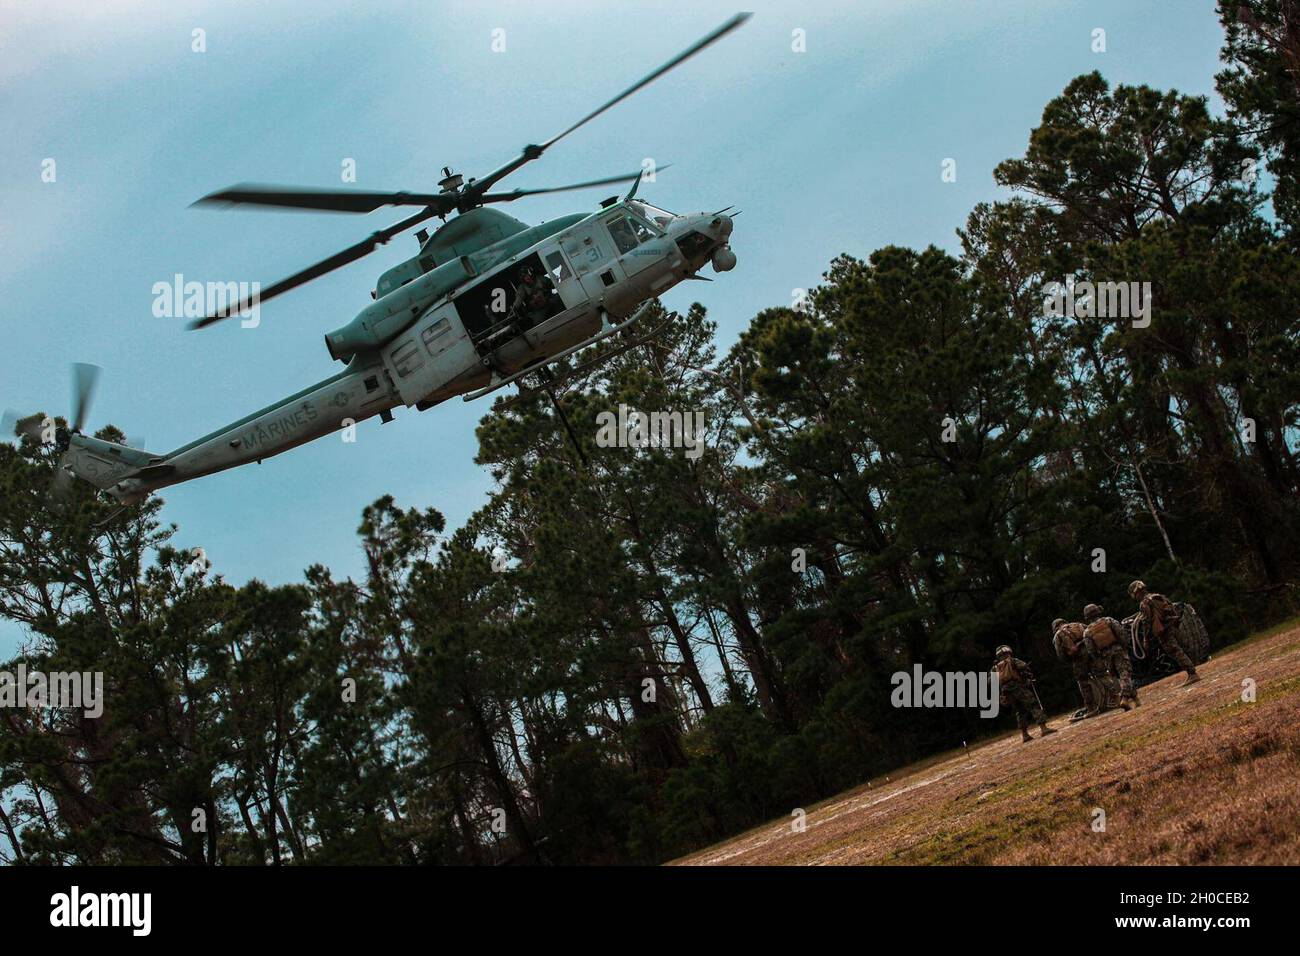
[11,14,747,507]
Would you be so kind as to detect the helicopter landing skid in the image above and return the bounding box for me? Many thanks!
[462,299,658,403]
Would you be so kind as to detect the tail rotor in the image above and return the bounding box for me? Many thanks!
[70,362,100,435]
[3,363,105,503]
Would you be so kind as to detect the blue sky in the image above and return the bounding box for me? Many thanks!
[0,1,1229,654]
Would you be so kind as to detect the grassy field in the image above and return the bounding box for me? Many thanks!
[672,621,1300,866]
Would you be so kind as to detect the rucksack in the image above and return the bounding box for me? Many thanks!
[1145,593,1181,630]
[1085,618,1119,651]
[1054,622,1085,658]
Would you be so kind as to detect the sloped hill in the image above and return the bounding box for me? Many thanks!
[672,622,1300,865]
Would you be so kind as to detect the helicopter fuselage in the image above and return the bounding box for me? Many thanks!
[83,200,735,504]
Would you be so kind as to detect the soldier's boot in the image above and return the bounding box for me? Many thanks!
[1182,668,1200,686]
[1039,722,1056,737]
[1021,728,1033,743]
[1118,698,1132,711]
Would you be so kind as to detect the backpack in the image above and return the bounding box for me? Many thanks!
[1085,618,1119,651]
[1054,622,1085,658]
[1145,593,1181,632]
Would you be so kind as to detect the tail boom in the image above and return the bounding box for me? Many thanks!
[84,359,399,503]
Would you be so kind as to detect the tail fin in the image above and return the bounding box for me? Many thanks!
[63,434,167,492]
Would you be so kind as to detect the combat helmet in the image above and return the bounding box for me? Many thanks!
[995,645,1013,658]
[1127,580,1147,599]
[1050,618,1065,635]
[1082,603,1103,623]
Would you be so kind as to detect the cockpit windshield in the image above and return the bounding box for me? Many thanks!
[628,200,676,230]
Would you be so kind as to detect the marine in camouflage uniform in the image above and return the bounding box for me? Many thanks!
[1082,603,1138,709]
[992,646,1055,742]
[1052,618,1116,717]
[508,267,551,332]
[1128,581,1200,686]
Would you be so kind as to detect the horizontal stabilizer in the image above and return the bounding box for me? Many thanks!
[65,435,166,491]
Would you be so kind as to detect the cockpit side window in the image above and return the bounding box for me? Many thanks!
[544,250,572,283]
[606,215,640,255]
[627,215,658,243]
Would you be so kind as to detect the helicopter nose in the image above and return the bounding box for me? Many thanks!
[709,214,734,239]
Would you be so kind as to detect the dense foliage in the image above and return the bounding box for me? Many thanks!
[2,2,1298,864]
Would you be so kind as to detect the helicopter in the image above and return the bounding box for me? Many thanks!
[11,14,748,507]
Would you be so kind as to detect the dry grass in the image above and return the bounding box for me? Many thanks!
[671,624,1300,866]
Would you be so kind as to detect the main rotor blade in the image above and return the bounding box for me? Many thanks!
[470,13,750,196]
[71,363,100,433]
[542,13,750,150]
[189,206,440,330]
[193,184,455,215]
[478,170,653,204]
